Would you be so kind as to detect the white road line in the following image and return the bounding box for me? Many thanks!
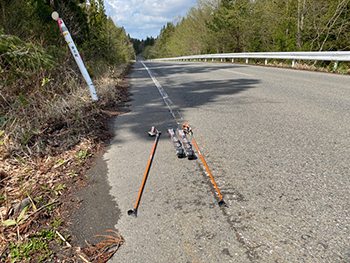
[220,69,254,77]
[141,61,182,124]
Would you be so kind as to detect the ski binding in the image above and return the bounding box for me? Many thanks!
[167,125,185,158]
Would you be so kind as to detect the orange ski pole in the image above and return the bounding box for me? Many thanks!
[128,128,161,217]
[182,123,227,207]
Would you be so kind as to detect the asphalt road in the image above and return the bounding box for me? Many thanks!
[72,61,350,262]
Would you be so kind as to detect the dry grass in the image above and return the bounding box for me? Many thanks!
[1,62,131,157]
[238,59,350,74]
[0,61,132,262]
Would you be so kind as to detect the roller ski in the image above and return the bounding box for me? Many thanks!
[178,127,195,160]
[167,125,185,158]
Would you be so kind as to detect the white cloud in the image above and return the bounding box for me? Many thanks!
[104,0,197,40]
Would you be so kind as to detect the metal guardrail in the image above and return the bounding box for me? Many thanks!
[153,51,350,69]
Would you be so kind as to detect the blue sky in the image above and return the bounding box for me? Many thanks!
[104,0,197,40]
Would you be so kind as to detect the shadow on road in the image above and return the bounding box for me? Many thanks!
[111,61,261,142]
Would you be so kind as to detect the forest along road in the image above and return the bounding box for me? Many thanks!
[73,61,350,262]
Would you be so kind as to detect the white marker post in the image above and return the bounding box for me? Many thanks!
[52,11,98,101]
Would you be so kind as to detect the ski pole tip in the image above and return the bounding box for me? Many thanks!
[218,200,227,207]
[127,209,137,217]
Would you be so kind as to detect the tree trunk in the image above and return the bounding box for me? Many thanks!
[0,0,6,32]
[297,0,306,49]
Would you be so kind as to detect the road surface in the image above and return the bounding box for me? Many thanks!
[72,61,350,262]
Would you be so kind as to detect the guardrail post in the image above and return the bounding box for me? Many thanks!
[232,59,234,63]
[246,58,249,64]
[265,59,268,65]
[205,59,207,62]
[334,61,338,70]
[221,58,223,62]
[212,59,214,62]
[292,60,295,67]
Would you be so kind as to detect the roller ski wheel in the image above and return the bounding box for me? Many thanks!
[186,149,195,160]
[178,127,195,160]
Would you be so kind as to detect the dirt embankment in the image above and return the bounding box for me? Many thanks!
[0,63,133,262]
